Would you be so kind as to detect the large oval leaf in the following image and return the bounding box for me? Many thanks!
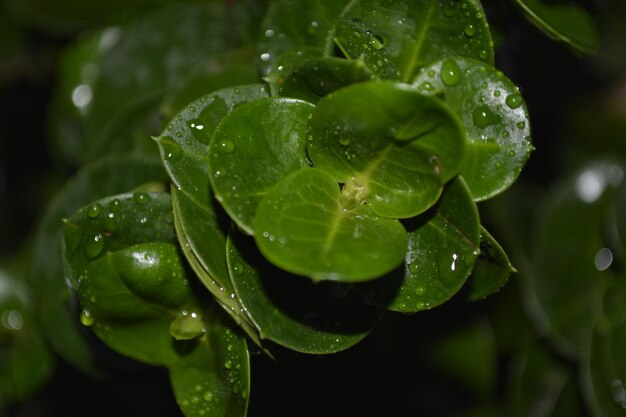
[208,97,313,234]
[29,155,167,374]
[413,57,532,201]
[308,81,465,218]
[334,0,494,82]
[227,230,381,353]
[156,84,269,209]
[363,176,480,312]
[254,168,408,282]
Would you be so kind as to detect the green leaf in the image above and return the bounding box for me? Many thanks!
[278,56,374,103]
[30,155,167,374]
[413,57,533,201]
[227,230,381,353]
[263,46,323,94]
[466,227,515,302]
[258,0,350,75]
[363,177,479,312]
[308,81,466,218]
[156,84,269,209]
[334,0,494,82]
[208,97,314,234]
[513,0,599,55]
[254,168,407,282]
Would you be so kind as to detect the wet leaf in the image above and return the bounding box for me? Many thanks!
[513,0,599,54]
[308,81,465,218]
[263,46,323,94]
[156,84,269,209]
[30,155,167,374]
[254,168,407,282]
[363,177,479,312]
[208,97,313,234]
[279,56,374,103]
[334,0,494,82]
[227,230,381,353]
[413,57,532,201]
[466,227,515,302]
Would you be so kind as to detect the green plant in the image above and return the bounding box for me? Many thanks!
[1,0,612,416]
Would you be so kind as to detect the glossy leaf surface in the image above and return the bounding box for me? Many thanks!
[254,169,407,282]
[413,57,532,201]
[466,227,515,302]
[364,177,479,312]
[279,56,373,103]
[263,46,323,94]
[227,230,381,353]
[308,81,465,218]
[334,0,494,82]
[208,98,313,234]
[156,84,269,208]
[30,155,167,373]
[513,0,599,54]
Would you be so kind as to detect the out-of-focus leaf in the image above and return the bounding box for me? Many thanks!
[156,84,269,209]
[466,227,515,302]
[364,177,480,312]
[513,0,599,55]
[227,230,382,353]
[254,169,408,282]
[208,98,313,234]
[29,155,167,374]
[334,0,494,82]
[413,57,532,201]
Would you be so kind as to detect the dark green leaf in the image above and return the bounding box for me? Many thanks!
[156,84,269,209]
[413,57,532,201]
[334,0,494,82]
[227,230,381,353]
[279,56,374,103]
[466,227,515,302]
[30,155,167,374]
[513,0,599,54]
[263,46,323,94]
[208,97,313,234]
[308,81,465,218]
[254,168,408,282]
[363,177,479,312]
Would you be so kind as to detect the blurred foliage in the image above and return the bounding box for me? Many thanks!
[0,0,625,416]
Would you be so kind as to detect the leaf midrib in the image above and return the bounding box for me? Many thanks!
[402,0,436,83]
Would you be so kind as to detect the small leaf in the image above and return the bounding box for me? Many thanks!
[254,168,407,282]
[308,81,466,218]
[334,0,494,82]
[466,227,515,302]
[513,0,599,54]
[227,230,382,353]
[156,84,269,209]
[279,56,373,103]
[208,97,313,234]
[363,177,479,312]
[413,57,532,201]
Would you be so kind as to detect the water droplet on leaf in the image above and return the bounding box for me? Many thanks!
[440,59,462,86]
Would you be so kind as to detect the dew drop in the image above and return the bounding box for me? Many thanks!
[472,105,501,128]
[160,136,183,162]
[84,234,104,259]
[109,199,121,212]
[133,192,151,205]
[339,137,350,146]
[87,203,102,219]
[224,360,233,369]
[464,24,476,37]
[479,49,489,60]
[220,140,235,153]
[440,58,462,86]
[203,392,214,402]
[505,93,523,109]
[80,309,94,326]
[414,286,426,296]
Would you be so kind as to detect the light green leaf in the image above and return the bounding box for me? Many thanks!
[308,81,466,218]
[208,97,313,234]
[334,0,494,82]
[254,168,408,282]
[227,229,381,353]
[413,57,532,201]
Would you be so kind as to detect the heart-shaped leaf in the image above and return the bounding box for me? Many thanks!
[308,81,466,218]
[513,0,599,55]
[254,168,407,282]
[30,155,167,374]
[413,57,532,201]
[208,97,314,234]
[278,56,374,103]
[466,227,515,302]
[155,84,269,209]
[363,176,479,312]
[227,230,382,353]
[334,0,494,82]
